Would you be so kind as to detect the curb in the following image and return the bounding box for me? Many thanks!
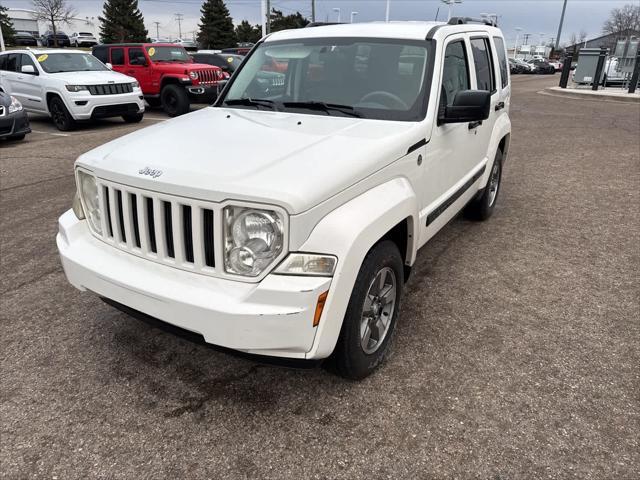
[544,86,640,104]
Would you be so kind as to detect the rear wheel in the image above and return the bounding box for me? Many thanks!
[332,240,404,380]
[160,84,190,117]
[465,149,503,221]
[48,96,76,131]
[122,112,144,123]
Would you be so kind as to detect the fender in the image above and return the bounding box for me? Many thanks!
[479,114,511,188]
[299,177,419,360]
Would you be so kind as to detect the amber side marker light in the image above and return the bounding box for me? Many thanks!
[313,291,329,327]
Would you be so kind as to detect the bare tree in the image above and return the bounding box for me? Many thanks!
[31,0,76,47]
[578,29,588,45]
[602,3,640,36]
[569,32,577,47]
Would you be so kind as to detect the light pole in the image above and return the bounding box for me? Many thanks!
[441,0,462,21]
[385,0,390,22]
[555,0,568,50]
[514,27,522,59]
[350,11,358,23]
[333,8,341,23]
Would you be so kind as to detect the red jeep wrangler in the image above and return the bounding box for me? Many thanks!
[92,43,224,116]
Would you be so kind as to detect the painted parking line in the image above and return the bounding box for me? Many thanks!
[30,130,70,137]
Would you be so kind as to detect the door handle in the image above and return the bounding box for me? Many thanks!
[468,120,482,130]
[495,101,505,111]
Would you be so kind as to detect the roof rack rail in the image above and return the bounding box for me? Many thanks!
[448,16,497,27]
[305,22,343,28]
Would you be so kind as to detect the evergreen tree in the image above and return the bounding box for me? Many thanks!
[269,8,309,33]
[235,20,261,44]
[198,0,236,49]
[0,4,16,45]
[99,0,147,44]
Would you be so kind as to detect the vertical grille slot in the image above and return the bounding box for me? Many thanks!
[146,197,157,253]
[163,201,175,258]
[130,193,141,248]
[182,205,194,263]
[203,209,215,267]
[103,186,113,237]
[116,190,126,242]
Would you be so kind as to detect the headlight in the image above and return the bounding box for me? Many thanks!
[189,71,199,80]
[77,170,102,234]
[65,85,89,92]
[131,80,140,89]
[274,253,337,276]
[8,96,23,113]
[224,206,284,277]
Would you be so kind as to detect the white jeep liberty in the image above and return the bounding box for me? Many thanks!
[57,19,511,379]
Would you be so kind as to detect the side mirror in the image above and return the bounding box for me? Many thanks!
[439,90,491,125]
[21,65,36,75]
[105,62,113,70]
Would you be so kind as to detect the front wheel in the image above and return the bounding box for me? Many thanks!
[465,149,503,221]
[122,112,144,123]
[160,84,190,117]
[48,96,76,131]
[332,240,404,380]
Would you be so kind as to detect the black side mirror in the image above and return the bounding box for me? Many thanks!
[439,89,491,125]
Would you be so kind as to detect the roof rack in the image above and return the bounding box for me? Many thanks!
[305,22,343,28]
[448,16,497,27]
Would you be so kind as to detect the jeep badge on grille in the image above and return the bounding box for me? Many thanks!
[138,167,163,178]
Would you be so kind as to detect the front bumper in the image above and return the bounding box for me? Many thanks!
[64,91,145,120]
[57,210,332,359]
[0,109,31,139]
[186,84,220,103]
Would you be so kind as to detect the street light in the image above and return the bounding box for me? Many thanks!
[441,0,463,21]
[333,8,341,23]
[385,0,390,22]
[350,11,358,23]
[514,27,523,59]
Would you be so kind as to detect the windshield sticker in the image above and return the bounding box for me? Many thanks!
[148,47,156,57]
[227,57,234,63]
[37,54,48,62]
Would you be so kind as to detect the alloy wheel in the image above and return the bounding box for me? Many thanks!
[360,267,397,354]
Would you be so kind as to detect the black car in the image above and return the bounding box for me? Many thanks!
[528,59,555,75]
[12,32,38,47]
[508,58,526,74]
[41,30,71,47]
[0,92,31,142]
[190,52,244,76]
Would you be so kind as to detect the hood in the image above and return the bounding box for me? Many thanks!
[78,107,425,214]
[50,70,135,84]
[150,62,218,73]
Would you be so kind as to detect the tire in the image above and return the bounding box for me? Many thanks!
[145,97,161,108]
[122,112,144,123]
[332,240,404,380]
[160,84,190,117]
[9,134,26,141]
[48,96,76,131]
[465,149,503,221]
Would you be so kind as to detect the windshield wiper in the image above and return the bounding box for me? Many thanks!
[223,98,277,110]
[282,101,362,118]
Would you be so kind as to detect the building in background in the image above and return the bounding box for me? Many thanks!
[564,29,640,54]
[7,8,99,39]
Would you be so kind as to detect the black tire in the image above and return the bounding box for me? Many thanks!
[48,96,76,131]
[160,84,190,117]
[9,134,26,141]
[332,240,404,380]
[465,149,503,221]
[122,112,144,123]
[145,97,161,108]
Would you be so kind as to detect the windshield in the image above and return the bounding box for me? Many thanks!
[146,46,191,63]
[37,53,108,73]
[220,38,433,121]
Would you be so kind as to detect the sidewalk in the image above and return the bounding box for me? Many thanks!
[545,85,640,103]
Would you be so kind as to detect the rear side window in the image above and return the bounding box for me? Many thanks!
[4,54,19,72]
[440,40,470,107]
[110,48,124,65]
[470,38,495,92]
[0,54,7,71]
[493,36,509,88]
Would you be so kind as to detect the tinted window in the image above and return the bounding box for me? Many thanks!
[440,40,469,107]
[128,48,146,65]
[4,54,19,72]
[470,38,495,92]
[93,48,108,63]
[493,37,508,88]
[111,48,124,65]
[0,54,7,71]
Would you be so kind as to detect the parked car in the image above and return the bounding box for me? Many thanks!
[70,32,98,48]
[513,58,534,73]
[0,90,31,141]
[93,43,225,116]
[527,59,555,74]
[221,46,252,56]
[57,20,512,379]
[190,52,243,77]
[41,31,71,47]
[173,38,198,51]
[508,58,526,74]
[0,49,144,131]
[12,31,38,47]
[547,59,563,72]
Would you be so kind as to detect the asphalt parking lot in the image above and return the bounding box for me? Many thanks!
[1,76,639,479]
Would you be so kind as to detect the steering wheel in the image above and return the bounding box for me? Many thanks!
[359,91,408,110]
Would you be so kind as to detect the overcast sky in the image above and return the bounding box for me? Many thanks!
[2,0,634,45]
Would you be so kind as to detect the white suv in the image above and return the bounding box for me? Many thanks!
[69,32,99,48]
[57,20,511,379]
[0,49,145,131]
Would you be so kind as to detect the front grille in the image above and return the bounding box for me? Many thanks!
[88,83,133,95]
[196,69,221,84]
[91,103,140,119]
[96,180,217,274]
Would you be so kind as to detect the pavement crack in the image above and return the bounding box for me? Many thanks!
[0,174,75,193]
